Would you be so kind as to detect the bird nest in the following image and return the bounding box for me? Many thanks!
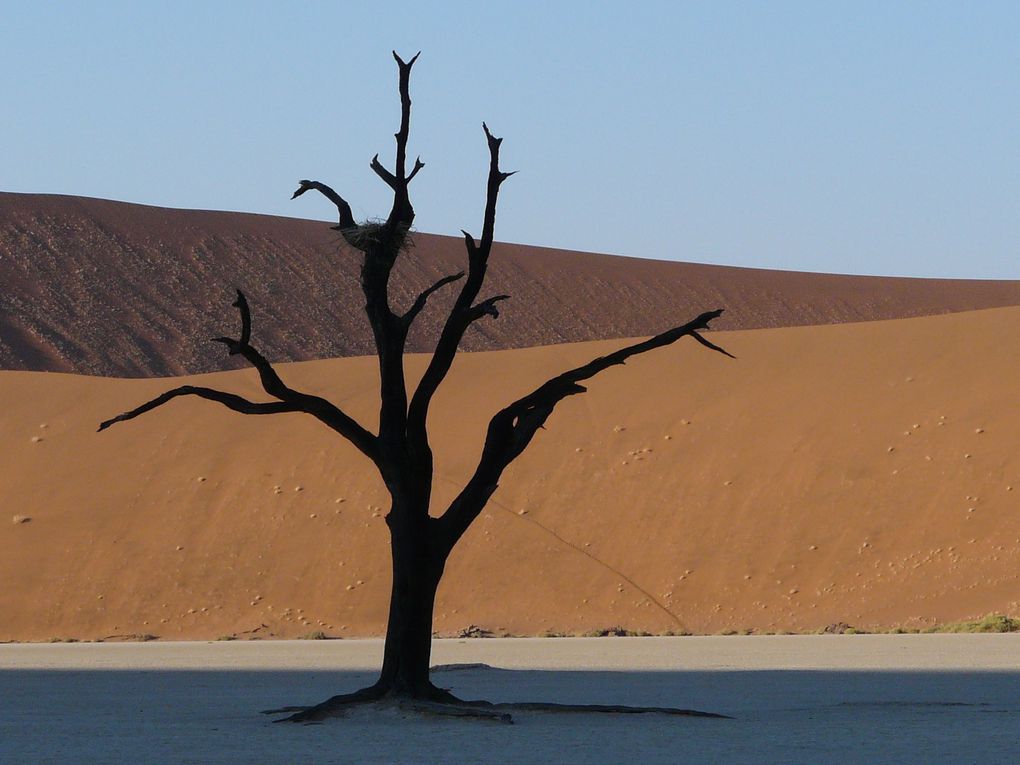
[339,220,415,253]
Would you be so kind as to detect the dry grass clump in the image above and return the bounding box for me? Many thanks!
[924,615,1020,633]
[581,627,653,637]
[298,630,331,640]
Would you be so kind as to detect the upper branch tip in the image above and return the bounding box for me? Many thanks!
[482,123,503,148]
[393,50,421,67]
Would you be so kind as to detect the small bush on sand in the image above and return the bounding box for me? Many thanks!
[926,615,1020,633]
[299,631,330,640]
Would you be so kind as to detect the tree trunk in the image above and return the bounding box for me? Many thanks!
[375,502,448,699]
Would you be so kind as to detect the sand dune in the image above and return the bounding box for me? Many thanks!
[3,306,1020,641]
[3,192,1020,377]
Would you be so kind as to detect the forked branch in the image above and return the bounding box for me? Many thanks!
[407,157,425,182]
[371,154,425,190]
[437,309,732,547]
[210,289,251,353]
[100,291,379,462]
[402,272,465,328]
[392,51,420,183]
[377,50,423,230]
[407,124,515,437]
[98,386,296,431]
[469,294,510,321]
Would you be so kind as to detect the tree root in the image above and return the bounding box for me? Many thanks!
[262,686,731,724]
[262,690,512,724]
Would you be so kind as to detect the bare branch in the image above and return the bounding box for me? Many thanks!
[482,122,500,147]
[207,289,291,399]
[102,290,380,462]
[690,331,737,359]
[210,289,251,353]
[291,180,357,230]
[407,157,425,182]
[468,294,510,322]
[392,50,421,69]
[507,310,729,418]
[370,154,399,190]
[218,292,379,458]
[98,386,296,432]
[402,272,465,328]
[407,124,513,440]
[479,123,512,250]
[393,50,421,175]
[349,52,430,443]
[378,50,422,230]
[436,309,731,548]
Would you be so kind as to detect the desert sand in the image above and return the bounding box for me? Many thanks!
[4,192,1020,376]
[3,306,1020,641]
[2,636,1019,763]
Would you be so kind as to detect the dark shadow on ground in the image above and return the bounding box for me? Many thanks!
[2,668,1018,764]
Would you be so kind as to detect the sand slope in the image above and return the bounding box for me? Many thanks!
[4,192,1020,376]
[3,306,1020,640]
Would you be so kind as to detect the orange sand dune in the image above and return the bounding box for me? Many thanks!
[3,306,1020,641]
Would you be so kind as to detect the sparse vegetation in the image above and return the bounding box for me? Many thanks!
[581,627,653,637]
[820,622,855,635]
[454,625,494,638]
[299,631,331,640]
[923,615,1020,633]
[97,633,159,642]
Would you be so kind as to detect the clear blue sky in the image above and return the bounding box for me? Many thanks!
[3,2,1018,278]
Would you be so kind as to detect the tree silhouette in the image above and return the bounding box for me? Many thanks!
[101,52,732,722]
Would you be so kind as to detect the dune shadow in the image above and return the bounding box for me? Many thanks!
[2,667,1019,763]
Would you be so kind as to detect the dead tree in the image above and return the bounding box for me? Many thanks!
[100,53,732,723]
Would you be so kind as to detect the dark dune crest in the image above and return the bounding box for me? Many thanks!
[2,192,1019,378]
